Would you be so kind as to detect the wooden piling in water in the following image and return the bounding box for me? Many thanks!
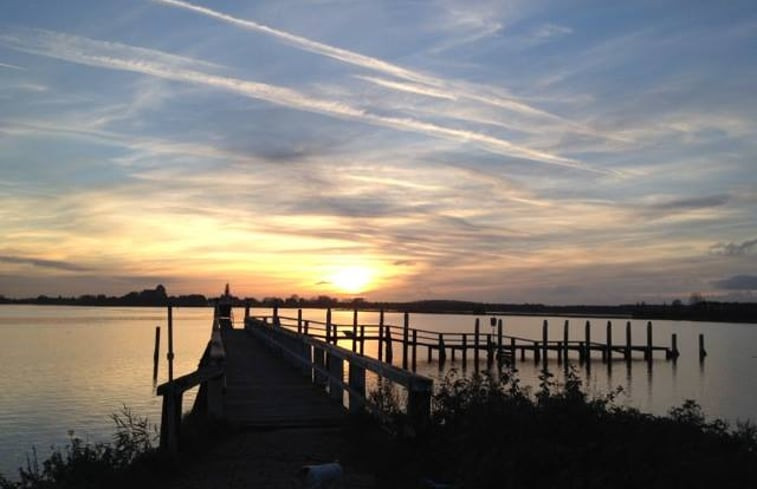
[510,337,516,365]
[645,321,653,361]
[670,333,679,359]
[326,308,332,344]
[542,320,548,364]
[563,320,569,361]
[439,333,447,364]
[352,309,358,353]
[360,325,365,355]
[625,321,632,361]
[244,302,250,319]
[273,305,279,326]
[462,334,468,369]
[486,334,493,370]
[378,310,385,362]
[402,312,410,370]
[497,319,503,364]
[167,305,174,382]
[153,326,161,382]
[584,320,591,362]
[304,320,309,336]
[699,334,707,360]
[534,341,540,363]
[474,319,480,368]
[606,321,613,362]
[297,309,303,334]
[428,344,433,362]
[412,329,418,372]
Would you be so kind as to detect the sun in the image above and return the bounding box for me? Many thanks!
[329,266,374,294]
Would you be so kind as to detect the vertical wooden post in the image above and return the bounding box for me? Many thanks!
[670,333,679,359]
[378,309,385,361]
[451,341,456,361]
[167,305,174,382]
[407,379,432,433]
[402,312,410,370]
[297,308,303,334]
[385,327,394,364]
[439,333,446,364]
[304,320,309,335]
[427,342,432,362]
[510,337,516,365]
[474,318,480,369]
[352,309,358,352]
[244,302,250,319]
[625,321,632,361]
[584,320,591,363]
[326,308,332,344]
[563,320,569,362]
[313,347,326,386]
[411,329,418,372]
[645,321,653,361]
[606,321,613,362]
[360,325,365,355]
[486,334,493,369]
[153,326,161,382]
[542,319,548,364]
[348,363,366,413]
[328,354,344,405]
[207,376,224,419]
[534,341,541,363]
[699,334,706,360]
[462,334,467,369]
[273,305,279,326]
[497,319,503,364]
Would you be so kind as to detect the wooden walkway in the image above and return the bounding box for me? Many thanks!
[221,328,346,428]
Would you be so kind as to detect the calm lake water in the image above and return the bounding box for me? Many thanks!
[1,305,756,476]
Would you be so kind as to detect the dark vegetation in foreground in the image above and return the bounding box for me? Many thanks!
[347,368,757,488]
[2,284,756,323]
[2,372,756,488]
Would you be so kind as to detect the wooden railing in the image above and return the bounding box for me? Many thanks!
[156,320,226,455]
[244,316,434,431]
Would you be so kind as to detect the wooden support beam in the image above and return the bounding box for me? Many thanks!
[348,363,366,413]
[326,308,332,344]
[297,309,303,334]
[360,324,365,356]
[563,320,569,362]
[402,312,410,370]
[385,327,394,364]
[699,334,707,361]
[462,334,467,369]
[153,326,161,382]
[167,305,174,382]
[645,321,653,361]
[439,333,446,365]
[313,346,326,386]
[412,329,418,372]
[486,334,493,370]
[352,309,358,353]
[474,318,480,369]
[670,333,679,359]
[328,353,344,404]
[497,319,503,367]
[606,320,613,363]
[584,320,591,363]
[378,309,385,362]
[510,337,516,366]
[542,319,548,364]
[625,321,632,361]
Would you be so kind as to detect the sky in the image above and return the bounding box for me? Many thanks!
[1,0,756,304]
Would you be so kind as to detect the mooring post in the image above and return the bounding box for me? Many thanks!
[462,334,468,369]
[273,305,279,326]
[402,312,410,370]
[563,320,569,362]
[152,326,161,382]
[625,321,632,361]
[670,333,679,359]
[167,305,174,382]
[360,324,365,355]
[438,333,446,365]
[510,337,516,365]
[474,318,480,369]
[645,321,653,361]
[427,342,433,362]
[304,320,310,335]
[534,341,541,363]
[385,326,394,364]
[451,339,456,361]
[297,308,303,334]
[244,301,250,319]
[584,320,591,363]
[699,334,707,361]
[352,309,358,353]
[486,334,493,369]
[542,320,548,364]
[378,309,385,362]
[497,319,503,364]
[412,329,418,372]
[606,321,613,362]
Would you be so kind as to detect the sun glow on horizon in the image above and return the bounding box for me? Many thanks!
[329,266,375,294]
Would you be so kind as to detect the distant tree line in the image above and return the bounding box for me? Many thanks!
[0,286,755,323]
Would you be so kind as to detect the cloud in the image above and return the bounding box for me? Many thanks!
[709,238,757,256]
[713,275,757,290]
[0,61,25,70]
[0,255,92,272]
[0,28,603,172]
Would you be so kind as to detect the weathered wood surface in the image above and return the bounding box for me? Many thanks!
[220,328,347,428]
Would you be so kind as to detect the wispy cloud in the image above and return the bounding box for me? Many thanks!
[0,61,25,70]
[710,238,757,257]
[0,28,603,172]
[0,254,91,272]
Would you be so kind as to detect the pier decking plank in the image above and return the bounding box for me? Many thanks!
[220,328,346,428]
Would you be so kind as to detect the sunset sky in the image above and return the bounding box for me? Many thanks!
[1,0,756,304]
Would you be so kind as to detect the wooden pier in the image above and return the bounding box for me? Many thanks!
[156,303,699,455]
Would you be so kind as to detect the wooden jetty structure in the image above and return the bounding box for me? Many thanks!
[156,296,700,454]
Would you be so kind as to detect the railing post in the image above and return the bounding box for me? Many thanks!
[167,305,174,382]
[297,309,303,334]
[348,363,366,413]
[207,376,224,419]
[352,309,358,353]
[385,327,394,364]
[563,320,569,362]
[407,378,432,434]
[474,318,480,369]
[497,319,503,366]
[153,326,161,382]
[439,333,446,364]
[273,305,279,326]
[486,334,493,369]
[328,353,344,405]
[584,320,591,362]
[625,321,632,361]
[159,386,182,457]
[326,308,332,344]
[645,321,653,361]
[302,342,312,376]
[462,334,467,369]
[411,329,418,372]
[510,337,516,366]
[542,319,548,364]
[699,334,707,361]
[304,320,309,336]
[606,320,613,362]
[360,325,365,355]
[378,309,385,362]
[313,346,326,386]
[402,312,410,370]
[244,301,250,319]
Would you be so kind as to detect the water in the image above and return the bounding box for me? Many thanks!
[1,305,756,477]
